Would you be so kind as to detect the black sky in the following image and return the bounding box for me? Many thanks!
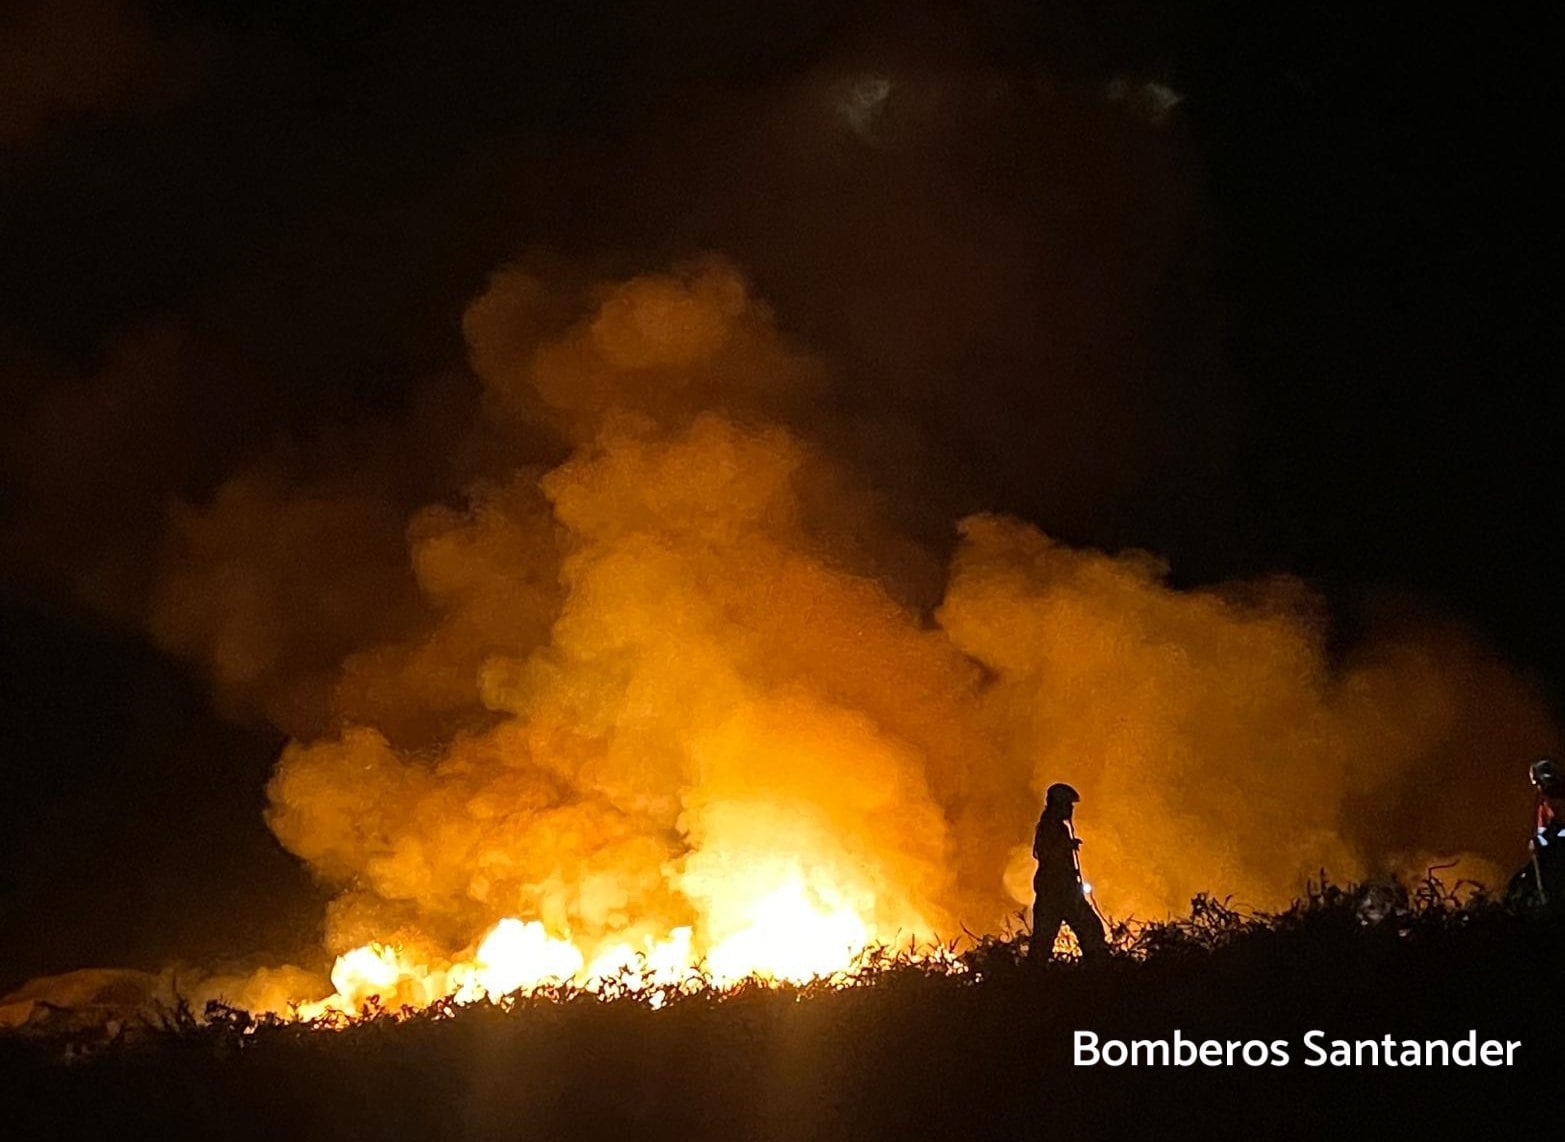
[0,1,1557,987]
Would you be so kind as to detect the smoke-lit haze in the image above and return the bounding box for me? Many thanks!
[127,258,1555,1008]
[0,2,1557,1002]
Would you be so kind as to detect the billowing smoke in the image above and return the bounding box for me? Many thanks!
[941,520,1555,911]
[139,257,1555,996]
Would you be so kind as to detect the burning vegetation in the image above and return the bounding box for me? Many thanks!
[4,257,1554,1026]
[5,876,1560,1141]
[0,8,1557,1140]
[70,256,1541,1023]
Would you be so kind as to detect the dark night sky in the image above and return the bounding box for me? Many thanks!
[0,1,1557,988]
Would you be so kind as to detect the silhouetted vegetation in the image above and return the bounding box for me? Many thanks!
[2,878,1556,1139]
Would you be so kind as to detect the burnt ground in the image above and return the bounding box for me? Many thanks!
[1,887,1558,1141]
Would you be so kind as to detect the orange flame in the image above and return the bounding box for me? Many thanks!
[160,259,1553,1025]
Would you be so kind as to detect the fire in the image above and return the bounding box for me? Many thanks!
[137,259,1555,1028]
[583,927,693,992]
[281,887,912,1021]
[290,943,446,1020]
[704,875,872,986]
[263,813,943,1021]
[332,943,410,999]
[467,919,584,997]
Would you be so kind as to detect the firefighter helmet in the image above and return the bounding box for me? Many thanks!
[1045,782,1081,808]
[1532,758,1563,796]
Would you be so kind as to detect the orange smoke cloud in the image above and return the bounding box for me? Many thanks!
[139,257,1555,1011]
[940,517,1555,914]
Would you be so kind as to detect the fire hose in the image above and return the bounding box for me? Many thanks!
[1065,819,1110,932]
[1531,817,1549,908]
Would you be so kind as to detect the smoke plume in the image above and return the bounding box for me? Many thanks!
[137,256,1556,992]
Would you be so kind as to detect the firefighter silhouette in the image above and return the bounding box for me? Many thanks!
[1028,782,1108,960]
[1509,758,1564,908]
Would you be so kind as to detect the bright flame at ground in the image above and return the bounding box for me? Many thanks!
[92,258,1555,1035]
[264,882,959,1023]
[470,919,584,998]
[703,878,871,986]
